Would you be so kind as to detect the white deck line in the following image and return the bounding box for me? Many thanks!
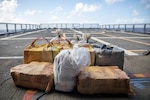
[0,29,46,40]
[0,37,73,40]
[0,56,23,59]
[0,37,51,40]
[71,29,139,56]
[109,31,150,37]
[1,37,150,41]
[93,37,150,39]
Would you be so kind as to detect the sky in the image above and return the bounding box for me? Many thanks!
[0,0,150,24]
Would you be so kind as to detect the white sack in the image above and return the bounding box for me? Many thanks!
[54,45,90,92]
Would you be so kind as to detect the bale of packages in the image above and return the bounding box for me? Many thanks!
[77,66,133,95]
[93,45,124,70]
[10,62,53,93]
[78,43,95,66]
[24,37,72,64]
[54,45,90,92]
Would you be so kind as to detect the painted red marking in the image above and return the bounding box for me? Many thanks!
[22,90,37,100]
[129,74,150,78]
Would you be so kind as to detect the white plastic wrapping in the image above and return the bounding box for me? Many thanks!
[54,45,90,92]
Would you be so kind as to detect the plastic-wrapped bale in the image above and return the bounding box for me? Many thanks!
[94,46,124,70]
[78,43,95,66]
[54,46,90,92]
[10,62,53,93]
[77,66,133,95]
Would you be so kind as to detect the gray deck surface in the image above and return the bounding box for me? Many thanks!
[0,29,150,100]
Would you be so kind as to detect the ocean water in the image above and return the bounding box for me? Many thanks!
[0,29,36,35]
[0,29,22,35]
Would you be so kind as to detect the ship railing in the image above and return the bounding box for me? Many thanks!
[0,23,149,35]
[0,23,40,35]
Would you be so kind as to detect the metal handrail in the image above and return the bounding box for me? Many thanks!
[0,23,40,35]
[0,23,150,34]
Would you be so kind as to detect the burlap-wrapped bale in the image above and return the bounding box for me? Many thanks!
[77,66,133,95]
[24,37,72,64]
[10,62,53,93]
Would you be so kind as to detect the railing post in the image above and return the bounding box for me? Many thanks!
[61,24,62,29]
[39,24,40,29]
[125,24,126,32]
[6,23,9,33]
[133,24,135,32]
[26,24,27,31]
[29,24,33,31]
[113,25,115,30]
[56,24,58,28]
[144,24,146,33]
[32,24,34,30]
[14,24,16,33]
[118,24,120,31]
[21,24,22,31]
[109,25,110,30]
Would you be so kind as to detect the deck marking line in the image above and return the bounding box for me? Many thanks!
[128,50,147,52]
[100,32,150,46]
[0,37,73,40]
[129,74,150,78]
[119,31,150,37]
[22,90,37,100]
[71,29,138,56]
[0,56,23,59]
[0,29,46,40]
[108,30,150,37]
[96,37,150,39]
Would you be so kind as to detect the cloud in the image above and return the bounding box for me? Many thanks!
[49,6,63,15]
[65,2,100,23]
[48,6,63,22]
[140,0,150,9]
[132,10,139,16]
[75,2,100,14]
[116,17,148,24]
[67,2,101,18]
[0,0,28,23]
[11,17,27,23]
[50,15,58,20]
[24,10,42,16]
[146,3,150,9]
[140,0,150,3]
[24,10,36,16]
[0,0,18,22]
[105,0,124,5]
